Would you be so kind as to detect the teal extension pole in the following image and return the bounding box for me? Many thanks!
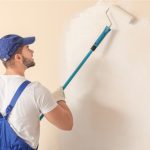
[39,25,111,120]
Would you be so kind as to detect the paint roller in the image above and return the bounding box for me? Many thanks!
[63,8,112,89]
[109,4,135,24]
[40,6,135,120]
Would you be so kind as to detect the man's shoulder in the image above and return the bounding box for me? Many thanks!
[28,81,51,94]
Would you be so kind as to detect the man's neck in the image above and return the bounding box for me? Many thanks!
[5,68,25,76]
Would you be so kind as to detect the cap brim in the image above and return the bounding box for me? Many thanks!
[22,37,35,45]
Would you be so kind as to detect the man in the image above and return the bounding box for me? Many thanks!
[0,34,73,150]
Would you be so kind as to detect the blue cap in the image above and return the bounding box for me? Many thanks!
[0,34,35,61]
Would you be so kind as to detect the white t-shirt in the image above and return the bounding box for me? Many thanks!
[0,75,57,149]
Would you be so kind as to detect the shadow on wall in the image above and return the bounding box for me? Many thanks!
[58,30,130,150]
[58,91,128,150]
[103,29,117,56]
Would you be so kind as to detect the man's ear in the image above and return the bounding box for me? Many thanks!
[14,54,22,62]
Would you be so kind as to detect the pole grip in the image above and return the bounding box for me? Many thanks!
[91,26,111,51]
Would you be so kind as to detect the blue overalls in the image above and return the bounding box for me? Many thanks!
[0,80,38,150]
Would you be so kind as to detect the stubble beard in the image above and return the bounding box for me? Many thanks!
[22,56,35,68]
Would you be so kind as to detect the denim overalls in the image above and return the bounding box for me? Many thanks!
[0,80,38,150]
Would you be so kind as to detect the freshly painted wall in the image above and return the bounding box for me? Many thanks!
[59,1,150,150]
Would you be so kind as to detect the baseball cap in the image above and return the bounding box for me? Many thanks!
[0,34,35,61]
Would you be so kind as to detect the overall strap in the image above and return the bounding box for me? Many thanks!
[5,80,31,120]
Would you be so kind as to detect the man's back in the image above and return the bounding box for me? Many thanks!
[0,75,57,149]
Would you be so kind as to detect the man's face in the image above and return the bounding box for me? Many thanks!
[21,45,35,68]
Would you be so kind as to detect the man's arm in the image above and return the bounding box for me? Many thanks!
[44,87,73,130]
[45,101,73,130]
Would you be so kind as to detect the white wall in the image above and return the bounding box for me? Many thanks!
[59,1,150,150]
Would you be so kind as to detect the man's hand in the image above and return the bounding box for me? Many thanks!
[52,87,66,103]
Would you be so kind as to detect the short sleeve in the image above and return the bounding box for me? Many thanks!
[33,82,57,114]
